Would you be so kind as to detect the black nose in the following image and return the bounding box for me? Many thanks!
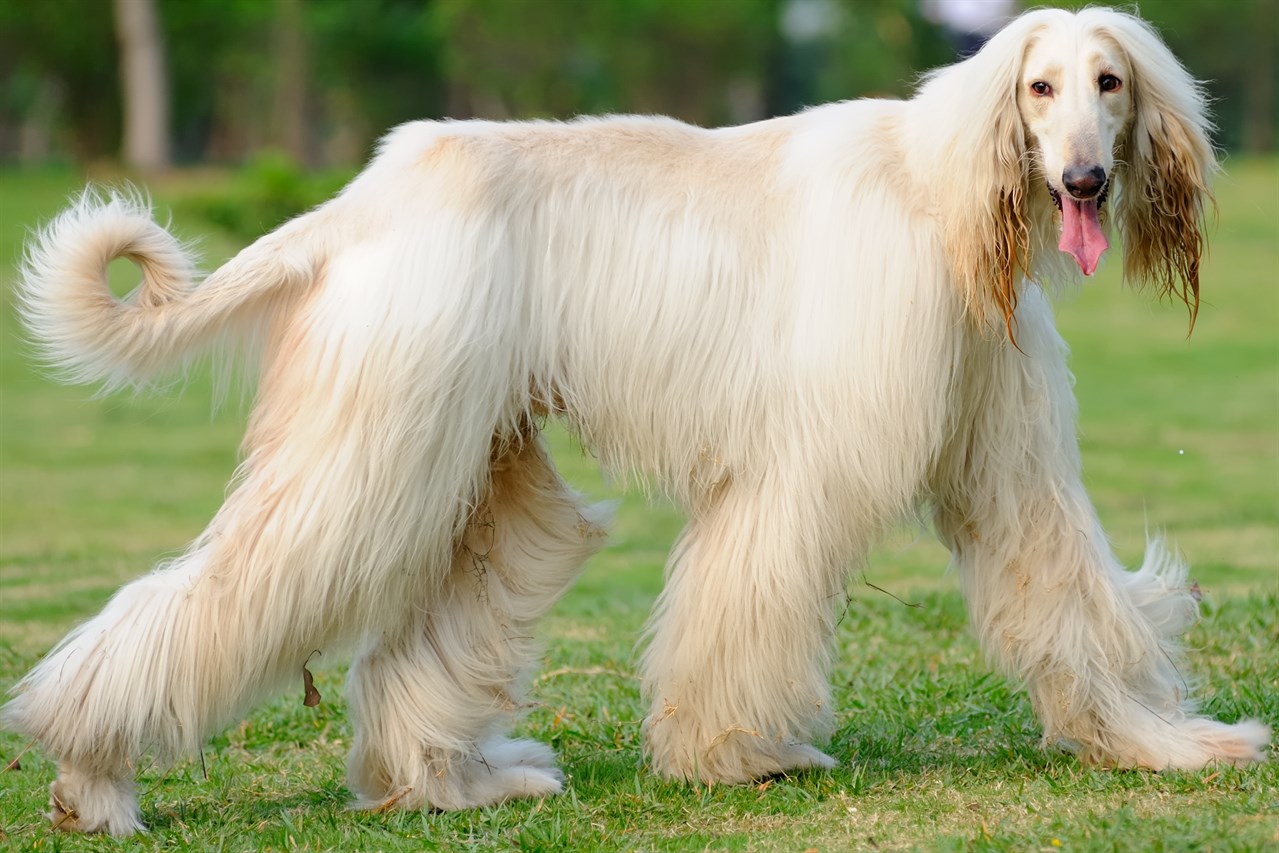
[1063,165,1106,199]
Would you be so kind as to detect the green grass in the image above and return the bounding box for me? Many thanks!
[0,160,1276,850]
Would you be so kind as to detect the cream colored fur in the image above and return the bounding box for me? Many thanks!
[4,7,1268,836]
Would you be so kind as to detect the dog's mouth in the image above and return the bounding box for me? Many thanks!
[1048,182,1110,277]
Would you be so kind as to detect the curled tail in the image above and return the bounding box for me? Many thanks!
[18,189,321,391]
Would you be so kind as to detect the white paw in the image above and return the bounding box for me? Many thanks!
[650,725,839,784]
[1163,718,1270,769]
[48,767,144,836]
[455,762,564,809]
[1076,716,1271,770]
[479,736,561,771]
[351,737,565,812]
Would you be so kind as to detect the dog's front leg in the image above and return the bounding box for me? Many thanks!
[641,476,845,784]
[932,288,1269,769]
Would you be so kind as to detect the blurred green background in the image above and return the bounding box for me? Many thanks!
[1,0,1275,177]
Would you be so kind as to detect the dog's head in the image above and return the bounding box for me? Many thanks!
[1017,14,1134,279]
[932,8,1216,336]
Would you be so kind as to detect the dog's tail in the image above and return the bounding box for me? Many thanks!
[18,189,322,392]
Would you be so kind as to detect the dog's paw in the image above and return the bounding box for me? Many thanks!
[428,736,564,809]
[448,760,565,810]
[480,736,562,772]
[649,725,839,785]
[350,736,566,812]
[48,767,144,836]
[1076,716,1271,770]
[1160,718,1270,769]
[714,738,839,783]
[767,741,840,776]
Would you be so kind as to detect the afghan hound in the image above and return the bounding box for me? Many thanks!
[5,6,1269,835]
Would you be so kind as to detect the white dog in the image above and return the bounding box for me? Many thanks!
[6,7,1268,835]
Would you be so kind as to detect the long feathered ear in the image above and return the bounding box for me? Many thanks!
[922,11,1059,338]
[1103,12,1217,329]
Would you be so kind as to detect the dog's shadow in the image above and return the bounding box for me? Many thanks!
[561,720,1065,802]
[123,730,1116,841]
[836,726,1063,782]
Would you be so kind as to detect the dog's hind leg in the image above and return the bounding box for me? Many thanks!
[641,477,847,784]
[2,542,262,836]
[345,432,611,811]
[932,288,1270,771]
[2,434,489,834]
[2,321,517,833]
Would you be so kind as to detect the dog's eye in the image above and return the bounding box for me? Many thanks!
[1030,81,1052,97]
[1099,74,1122,93]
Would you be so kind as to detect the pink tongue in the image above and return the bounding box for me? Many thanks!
[1058,197,1108,276]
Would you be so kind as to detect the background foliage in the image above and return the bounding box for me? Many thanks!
[1,0,1275,170]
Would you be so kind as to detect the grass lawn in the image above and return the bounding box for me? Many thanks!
[0,160,1276,851]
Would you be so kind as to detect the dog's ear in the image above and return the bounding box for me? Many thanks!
[928,13,1049,340]
[1106,13,1217,328]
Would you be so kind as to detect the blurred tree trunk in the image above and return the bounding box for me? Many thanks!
[114,0,171,173]
[1242,0,1274,152]
[18,77,66,164]
[271,0,312,165]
